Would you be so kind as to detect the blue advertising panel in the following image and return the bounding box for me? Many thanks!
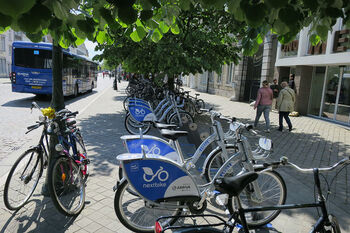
[123,158,199,202]
[128,105,154,122]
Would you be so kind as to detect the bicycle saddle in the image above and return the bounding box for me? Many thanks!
[214,172,258,197]
[154,122,178,130]
[160,129,188,140]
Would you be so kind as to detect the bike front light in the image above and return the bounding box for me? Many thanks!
[55,144,64,152]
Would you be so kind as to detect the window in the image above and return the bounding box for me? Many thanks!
[0,36,5,51]
[0,58,6,75]
[208,71,214,83]
[226,63,234,84]
[14,48,52,69]
[8,45,11,57]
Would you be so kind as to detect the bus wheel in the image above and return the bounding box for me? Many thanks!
[74,84,79,97]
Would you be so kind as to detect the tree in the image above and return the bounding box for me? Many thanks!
[95,5,244,85]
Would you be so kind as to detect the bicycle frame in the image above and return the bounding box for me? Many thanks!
[234,168,332,233]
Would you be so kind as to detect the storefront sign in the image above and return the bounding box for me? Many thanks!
[281,40,299,52]
[308,42,327,55]
[333,29,349,53]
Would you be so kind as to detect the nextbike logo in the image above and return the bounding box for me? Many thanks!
[142,166,168,188]
[143,166,169,182]
[143,145,160,156]
[219,162,233,177]
[134,108,146,116]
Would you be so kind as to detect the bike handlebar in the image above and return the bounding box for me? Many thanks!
[260,156,350,174]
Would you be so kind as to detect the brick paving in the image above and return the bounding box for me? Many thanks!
[0,80,349,232]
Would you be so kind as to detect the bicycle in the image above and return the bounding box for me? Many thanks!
[125,92,194,135]
[47,109,89,216]
[114,112,286,232]
[156,156,348,233]
[3,103,88,216]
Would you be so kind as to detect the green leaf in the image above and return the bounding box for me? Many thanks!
[130,26,147,42]
[316,25,329,41]
[97,31,107,44]
[0,26,10,34]
[145,19,159,29]
[52,1,69,20]
[273,19,290,35]
[179,0,191,10]
[256,33,263,44]
[151,28,162,42]
[309,34,321,46]
[75,37,85,46]
[159,21,169,33]
[227,0,245,22]
[62,0,79,10]
[170,23,179,34]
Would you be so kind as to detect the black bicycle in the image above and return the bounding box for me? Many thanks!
[155,156,347,233]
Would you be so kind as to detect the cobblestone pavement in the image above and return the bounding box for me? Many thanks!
[0,80,349,233]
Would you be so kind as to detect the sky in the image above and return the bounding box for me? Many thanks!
[84,40,102,61]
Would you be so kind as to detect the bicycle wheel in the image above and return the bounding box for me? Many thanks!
[3,148,43,210]
[74,131,89,179]
[227,171,287,227]
[168,111,194,127]
[48,156,85,216]
[318,214,341,233]
[195,99,205,114]
[203,145,239,182]
[183,100,196,117]
[124,113,151,135]
[114,179,182,233]
[123,96,131,111]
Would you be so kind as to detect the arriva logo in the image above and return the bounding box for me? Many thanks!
[17,72,29,77]
[143,166,169,182]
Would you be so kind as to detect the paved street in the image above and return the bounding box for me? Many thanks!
[0,79,349,232]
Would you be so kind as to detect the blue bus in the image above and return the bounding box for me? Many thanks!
[10,41,98,97]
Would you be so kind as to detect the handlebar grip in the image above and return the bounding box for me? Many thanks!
[27,124,39,131]
[67,111,79,117]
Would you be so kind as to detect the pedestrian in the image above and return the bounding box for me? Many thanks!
[254,80,273,132]
[270,79,280,111]
[277,81,296,132]
[289,74,296,93]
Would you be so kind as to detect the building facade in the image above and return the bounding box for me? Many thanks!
[182,33,278,103]
[274,18,350,126]
[0,30,29,78]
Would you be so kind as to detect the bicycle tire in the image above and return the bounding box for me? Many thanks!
[123,96,131,111]
[203,145,239,182]
[195,99,205,114]
[48,156,85,216]
[114,179,182,233]
[3,148,43,210]
[183,100,196,117]
[227,171,287,227]
[74,131,89,179]
[168,111,194,127]
[124,113,152,135]
[317,214,341,233]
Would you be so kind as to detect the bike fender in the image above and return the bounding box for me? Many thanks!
[201,144,236,176]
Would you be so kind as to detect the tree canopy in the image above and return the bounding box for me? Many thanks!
[94,5,244,77]
[0,0,348,49]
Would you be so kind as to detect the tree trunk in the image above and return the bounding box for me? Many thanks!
[42,41,65,195]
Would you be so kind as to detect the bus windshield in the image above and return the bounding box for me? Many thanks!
[14,48,52,69]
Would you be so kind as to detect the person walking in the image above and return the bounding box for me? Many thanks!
[254,80,273,132]
[277,81,296,131]
[270,79,280,111]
